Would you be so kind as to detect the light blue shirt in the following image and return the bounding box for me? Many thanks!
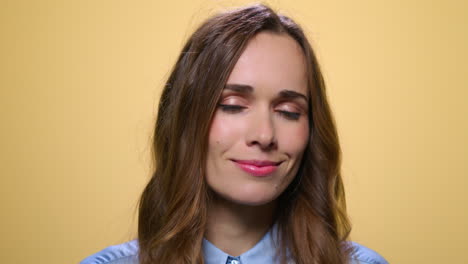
[81,225,388,264]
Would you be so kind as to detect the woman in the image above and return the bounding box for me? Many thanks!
[82,4,388,264]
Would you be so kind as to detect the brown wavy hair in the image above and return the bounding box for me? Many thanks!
[138,4,352,264]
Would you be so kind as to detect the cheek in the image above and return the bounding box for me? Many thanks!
[209,114,234,149]
[206,114,242,198]
[208,113,247,150]
[278,121,309,155]
[209,115,226,145]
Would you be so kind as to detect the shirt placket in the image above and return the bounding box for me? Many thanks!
[225,256,241,264]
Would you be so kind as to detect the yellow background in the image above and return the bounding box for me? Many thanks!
[1,0,467,263]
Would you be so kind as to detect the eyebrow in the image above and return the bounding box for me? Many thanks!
[278,90,308,103]
[224,83,308,103]
[224,84,253,93]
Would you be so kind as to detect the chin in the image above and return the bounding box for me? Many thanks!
[223,185,281,207]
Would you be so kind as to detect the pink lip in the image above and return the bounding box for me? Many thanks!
[232,159,281,177]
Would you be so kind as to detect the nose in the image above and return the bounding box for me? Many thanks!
[246,110,277,151]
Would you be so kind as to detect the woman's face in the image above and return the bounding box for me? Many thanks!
[206,32,310,206]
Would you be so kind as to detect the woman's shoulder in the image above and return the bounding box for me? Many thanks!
[80,240,139,264]
[347,241,389,264]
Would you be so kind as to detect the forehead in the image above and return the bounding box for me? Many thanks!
[226,31,308,95]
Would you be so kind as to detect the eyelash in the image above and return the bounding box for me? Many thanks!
[218,104,246,113]
[218,104,301,121]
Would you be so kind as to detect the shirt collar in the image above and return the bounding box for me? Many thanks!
[202,223,280,264]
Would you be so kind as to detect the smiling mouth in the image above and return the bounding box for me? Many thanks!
[231,159,283,177]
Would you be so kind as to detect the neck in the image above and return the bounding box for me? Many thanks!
[205,194,277,256]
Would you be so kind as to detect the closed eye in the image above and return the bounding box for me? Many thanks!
[277,110,301,120]
[218,104,246,113]
[219,104,301,120]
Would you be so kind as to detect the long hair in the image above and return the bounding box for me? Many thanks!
[138,4,351,264]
